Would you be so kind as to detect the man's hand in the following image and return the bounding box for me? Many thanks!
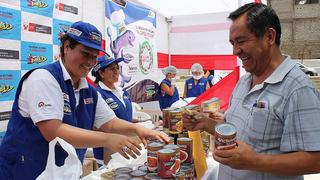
[213,140,257,170]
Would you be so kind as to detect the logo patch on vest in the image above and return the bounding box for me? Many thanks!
[84,98,93,104]
[63,93,69,103]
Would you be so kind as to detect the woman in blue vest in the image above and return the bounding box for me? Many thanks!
[91,55,138,165]
[0,21,167,179]
[157,66,179,110]
[183,63,210,98]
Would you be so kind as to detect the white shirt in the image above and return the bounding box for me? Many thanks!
[98,81,126,107]
[18,60,116,128]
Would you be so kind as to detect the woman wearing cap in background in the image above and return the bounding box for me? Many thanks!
[183,63,210,98]
[0,21,167,179]
[91,55,139,165]
[157,65,179,110]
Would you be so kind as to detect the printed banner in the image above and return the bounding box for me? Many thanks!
[0,6,21,40]
[21,0,54,17]
[53,0,82,22]
[0,70,20,101]
[52,18,71,45]
[21,41,52,70]
[105,0,161,102]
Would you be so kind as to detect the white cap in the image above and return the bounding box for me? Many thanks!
[191,63,203,73]
[162,65,177,75]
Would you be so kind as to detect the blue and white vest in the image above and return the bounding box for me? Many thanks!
[0,61,98,179]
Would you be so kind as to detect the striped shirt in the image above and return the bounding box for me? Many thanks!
[220,56,320,180]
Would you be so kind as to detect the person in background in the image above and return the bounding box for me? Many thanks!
[91,55,139,165]
[206,70,219,87]
[183,3,320,180]
[183,63,210,98]
[0,21,167,179]
[157,65,179,110]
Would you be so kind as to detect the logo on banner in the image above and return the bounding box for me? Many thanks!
[28,54,47,64]
[0,49,19,60]
[55,3,78,15]
[28,0,48,8]
[0,22,13,31]
[0,84,14,94]
[139,41,153,75]
[23,22,52,35]
[27,0,48,8]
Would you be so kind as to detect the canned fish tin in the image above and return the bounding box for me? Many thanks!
[180,164,195,180]
[164,144,181,168]
[201,97,220,113]
[215,122,237,150]
[113,174,132,180]
[157,149,179,179]
[147,142,164,172]
[163,107,177,129]
[130,170,147,178]
[115,167,132,175]
[177,137,193,164]
[137,164,148,172]
[174,171,185,180]
[184,104,201,112]
[144,173,163,180]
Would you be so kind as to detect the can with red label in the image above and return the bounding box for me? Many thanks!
[157,149,179,178]
[214,122,237,150]
[147,142,164,172]
[177,137,193,164]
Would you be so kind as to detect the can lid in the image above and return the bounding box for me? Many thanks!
[158,148,175,154]
[215,123,236,136]
[164,144,180,150]
[130,170,147,177]
[177,137,192,142]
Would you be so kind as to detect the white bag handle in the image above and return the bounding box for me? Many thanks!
[36,137,82,180]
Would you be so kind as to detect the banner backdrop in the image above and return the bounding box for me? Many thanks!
[0,0,82,118]
[105,0,161,103]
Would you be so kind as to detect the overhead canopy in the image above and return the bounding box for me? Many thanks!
[131,0,266,17]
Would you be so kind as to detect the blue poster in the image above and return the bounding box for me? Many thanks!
[0,6,21,40]
[21,41,52,70]
[0,70,20,101]
[106,0,156,28]
[53,19,72,45]
[21,0,54,17]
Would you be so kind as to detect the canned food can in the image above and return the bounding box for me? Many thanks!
[163,107,177,129]
[164,144,181,166]
[201,97,220,113]
[137,164,148,172]
[115,167,132,175]
[184,104,201,112]
[144,173,162,180]
[157,149,179,179]
[113,174,132,180]
[180,164,195,180]
[130,170,147,178]
[174,171,185,180]
[147,142,164,172]
[177,137,193,164]
[215,122,237,150]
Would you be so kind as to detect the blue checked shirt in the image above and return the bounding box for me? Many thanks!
[219,56,320,180]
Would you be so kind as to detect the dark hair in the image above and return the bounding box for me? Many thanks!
[228,3,281,46]
[59,34,80,59]
[94,72,103,84]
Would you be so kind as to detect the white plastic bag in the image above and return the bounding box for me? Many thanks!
[36,137,82,180]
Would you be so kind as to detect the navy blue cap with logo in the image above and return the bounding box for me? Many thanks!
[66,21,106,53]
[92,55,124,77]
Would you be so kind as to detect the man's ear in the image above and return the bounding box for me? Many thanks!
[63,40,70,53]
[266,27,276,46]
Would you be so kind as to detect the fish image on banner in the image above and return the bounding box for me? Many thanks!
[0,6,21,40]
[0,70,20,101]
[21,0,54,17]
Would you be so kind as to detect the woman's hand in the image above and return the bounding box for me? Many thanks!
[134,125,169,147]
[103,133,142,160]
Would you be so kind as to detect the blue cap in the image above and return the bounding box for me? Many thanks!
[92,55,124,77]
[66,21,106,53]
